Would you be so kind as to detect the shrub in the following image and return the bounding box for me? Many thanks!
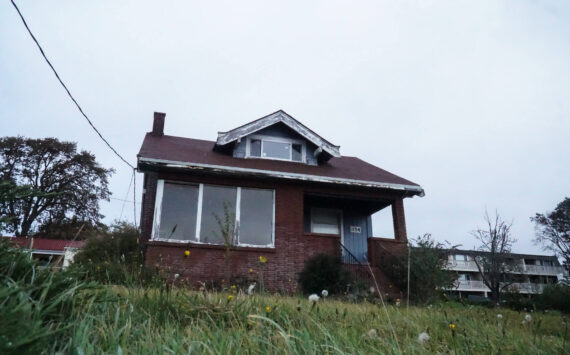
[380,234,456,304]
[298,253,352,295]
[539,283,570,312]
[72,222,163,286]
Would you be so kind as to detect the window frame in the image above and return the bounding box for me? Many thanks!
[310,207,342,236]
[152,180,275,248]
[245,134,306,163]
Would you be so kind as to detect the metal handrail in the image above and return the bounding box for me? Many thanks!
[339,242,364,265]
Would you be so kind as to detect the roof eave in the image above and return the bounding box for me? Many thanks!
[138,156,425,197]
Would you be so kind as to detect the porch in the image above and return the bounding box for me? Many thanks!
[303,193,409,294]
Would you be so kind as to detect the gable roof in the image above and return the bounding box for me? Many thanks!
[138,134,424,197]
[216,110,341,158]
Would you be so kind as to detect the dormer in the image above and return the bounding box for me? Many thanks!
[214,110,340,165]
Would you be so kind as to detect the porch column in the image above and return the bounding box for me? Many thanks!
[391,198,408,242]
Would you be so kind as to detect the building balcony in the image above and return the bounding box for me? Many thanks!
[446,280,490,292]
[523,265,567,276]
[445,260,479,271]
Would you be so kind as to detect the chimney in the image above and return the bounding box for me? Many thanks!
[152,112,166,136]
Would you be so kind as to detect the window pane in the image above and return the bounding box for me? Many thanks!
[262,140,290,160]
[250,139,261,157]
[200,185,237,244]
[239,188,273,246]
[311,208,340,235]
[292,144,302,162]
[159,183,198,240]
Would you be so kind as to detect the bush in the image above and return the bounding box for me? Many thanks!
[72,222,163,287]
[298,253,352,295]
[380,234,456,304]
[539,284,570,313]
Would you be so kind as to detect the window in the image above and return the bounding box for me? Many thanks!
[458,273,471,281]
[454,254,466,261]
[199,185,237,244]
[153,181,274,247]
[311,208,341,235]
[157,182,198,240]
[247,135,305,162]
[239,188,274,246]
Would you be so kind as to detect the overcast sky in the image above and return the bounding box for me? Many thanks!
[1,1,568,254]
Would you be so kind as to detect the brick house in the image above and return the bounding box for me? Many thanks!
[137,110,424,293]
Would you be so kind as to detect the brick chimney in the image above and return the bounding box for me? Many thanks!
[152,112,166,136]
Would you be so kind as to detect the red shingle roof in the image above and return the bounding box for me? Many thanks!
[138,133,423,195]
[3,236,85,251]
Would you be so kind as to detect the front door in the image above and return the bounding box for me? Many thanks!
[342,211,368,263]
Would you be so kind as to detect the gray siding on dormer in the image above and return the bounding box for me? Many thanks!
[231,124,319,165]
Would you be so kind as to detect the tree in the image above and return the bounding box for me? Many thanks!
[471,211,520,303]
[531,197,570,271]
[0,136,113,237]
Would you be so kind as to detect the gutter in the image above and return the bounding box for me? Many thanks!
[138,157,425,197]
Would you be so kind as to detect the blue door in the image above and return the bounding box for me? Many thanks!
[342,212,369,263]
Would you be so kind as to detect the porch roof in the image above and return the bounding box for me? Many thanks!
[138,134,424,197]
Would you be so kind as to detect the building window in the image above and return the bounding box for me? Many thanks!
[153,180,274,248]
[311,208,342,235]
[454,254,466,261]
[247,135,305,162]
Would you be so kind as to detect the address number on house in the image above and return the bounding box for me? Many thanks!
[350,226,361,233]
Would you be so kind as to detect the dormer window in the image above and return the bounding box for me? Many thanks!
[246,135,305,162]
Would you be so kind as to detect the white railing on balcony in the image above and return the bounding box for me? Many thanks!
[445,260,479,271]
[448,280,490,291]
[504,282,547,294]
[523,265,566,276]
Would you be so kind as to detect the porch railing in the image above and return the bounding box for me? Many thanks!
[338,241,370,286]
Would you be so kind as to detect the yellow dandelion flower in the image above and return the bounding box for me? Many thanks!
[259,256,267,264]
[265,306,271,313]
[184,250,190,256]
[227,295,234,301]
[249,268,254,273]
[449,323,456,331]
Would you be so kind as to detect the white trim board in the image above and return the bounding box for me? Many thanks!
[139,157,425,196]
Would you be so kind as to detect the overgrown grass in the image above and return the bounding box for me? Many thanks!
[1,241,569,354]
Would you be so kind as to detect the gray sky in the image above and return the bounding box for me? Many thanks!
[1,1,568,254]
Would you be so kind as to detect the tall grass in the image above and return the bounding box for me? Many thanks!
[1,241,569,354]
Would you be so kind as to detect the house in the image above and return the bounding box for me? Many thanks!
[444,249,568,299]
[137,110,424,293]
[3,236,85,270]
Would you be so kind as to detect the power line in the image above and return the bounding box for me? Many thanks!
[119,171,134,221]
[10,0,135,170]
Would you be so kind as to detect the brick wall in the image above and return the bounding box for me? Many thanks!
[141,169,409,292]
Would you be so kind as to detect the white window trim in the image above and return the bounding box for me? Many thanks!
[151,180,275,248]
[245,134,306,163]
[310,207,343,236]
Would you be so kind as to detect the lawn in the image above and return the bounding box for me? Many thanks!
[3,280,569,354]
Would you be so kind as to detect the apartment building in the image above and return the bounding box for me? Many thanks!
[444,249,567,298]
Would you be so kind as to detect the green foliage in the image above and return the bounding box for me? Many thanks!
[0,238,106,355]
[72,222,162,287]
[0,136,113,237]
[1,240,568,354]
[298,253,352,295]
[381,234,456,304]
[539,284,570,313]
[532,197,570,270]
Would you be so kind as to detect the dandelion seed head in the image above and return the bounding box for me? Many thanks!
[525,314,532,322]
[367,329,378,339]
[247,284,255,295]
[497,314,503,319]
[417,332,430,344]
[174,273,180,279]
[308,294,320,303]
[321,290,328,297]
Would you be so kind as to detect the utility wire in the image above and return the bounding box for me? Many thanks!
[119,170,134,221]
[10,0,135,170]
